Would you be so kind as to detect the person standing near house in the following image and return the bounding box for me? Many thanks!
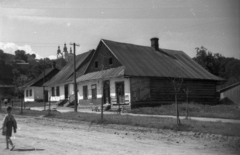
[4,98,8,105]
[1,106,17,150]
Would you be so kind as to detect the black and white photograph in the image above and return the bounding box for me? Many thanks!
[0,0,240,154]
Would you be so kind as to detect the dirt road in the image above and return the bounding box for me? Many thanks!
[0,114,239,155]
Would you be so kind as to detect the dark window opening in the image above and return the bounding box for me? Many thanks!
[91,84,97,99]
[95,61,98,68]
[52,87,55,96]
[109,57,113,65]
[56,86,60,96]
[83,85,88,100]
[116,82,125,104]
[29,89,32,96]
[26,90,28,97]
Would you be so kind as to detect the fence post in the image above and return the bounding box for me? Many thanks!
[48,97,51,115]
[20,98,23,114]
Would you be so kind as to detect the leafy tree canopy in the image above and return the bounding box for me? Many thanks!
[193,46,240,88]
[0,49,67,97]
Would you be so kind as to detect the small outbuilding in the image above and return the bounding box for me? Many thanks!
[219,82,240,105]
[24,62,59,102]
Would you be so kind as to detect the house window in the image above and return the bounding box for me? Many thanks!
[83,85,88,100]
[56,86,60,96]
[26,90,28,97]
[116,82,125,104]
[29,89,32,96]
[52,87,55,96]
[109,57,113,65]
[95,61,98,68]
[91,84,97,99]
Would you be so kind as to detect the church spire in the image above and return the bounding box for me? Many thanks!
[63,43,68,53]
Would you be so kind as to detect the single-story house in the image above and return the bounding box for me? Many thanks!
[74,38,224,109]
[218,82,240,105]
[24,62,59,102]
[43,50,94,103]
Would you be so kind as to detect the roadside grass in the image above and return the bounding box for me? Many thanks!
[1,108,240,137]
[2,101,56,108]
[48,112,240,137]
[130,103,240,119]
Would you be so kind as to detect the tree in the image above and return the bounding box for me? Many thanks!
[193,46,240,89]
[169,67,184,125]
[193,46,223,76]
[0,49,6,65]
[15,50,28,62]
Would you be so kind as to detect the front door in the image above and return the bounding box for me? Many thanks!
[64,84,68,99]
[116,82,124,104]
[103,80,110,104]
[44,90,48,102]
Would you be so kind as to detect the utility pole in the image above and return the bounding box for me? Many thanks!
[43,58,46,110]
[70,43,80,112]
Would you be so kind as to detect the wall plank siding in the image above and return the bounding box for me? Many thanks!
[86,42,122,74]
[130,77,217,108]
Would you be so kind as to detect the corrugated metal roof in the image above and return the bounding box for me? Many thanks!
[77,66,124,82]
[102,39,224,81]
[44,50,94,86]
[24,68,58,87]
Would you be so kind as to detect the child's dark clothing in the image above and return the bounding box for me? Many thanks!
[2,114,17,137]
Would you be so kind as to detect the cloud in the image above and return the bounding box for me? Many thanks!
[48,55,57,60]
[0,42,43,59]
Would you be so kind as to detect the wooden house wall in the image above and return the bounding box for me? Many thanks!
[130,77,151,103]
[85,42,122,74]
[220,84,240,105]
[130,77,217,108]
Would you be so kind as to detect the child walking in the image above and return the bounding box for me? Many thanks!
[2,106,17,150]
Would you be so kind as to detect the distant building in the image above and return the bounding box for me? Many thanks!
[44,50,94,103]
[219,82,240,105]
[23,62,59,102]
[57,44,74,63]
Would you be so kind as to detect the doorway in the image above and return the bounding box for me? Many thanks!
[103,80,110,104]
[116,82,124,104]
[64,84,68,99]
[44,90,48,102]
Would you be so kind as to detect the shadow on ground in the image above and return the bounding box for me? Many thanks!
[12,147,44,152]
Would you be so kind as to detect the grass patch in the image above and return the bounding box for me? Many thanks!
[1,108,239,137]
[2,101,55,108]
[130,103,240,119]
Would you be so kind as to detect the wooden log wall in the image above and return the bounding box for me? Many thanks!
[131,77,217,108]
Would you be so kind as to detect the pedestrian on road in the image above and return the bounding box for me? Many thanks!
[1,106,17,150]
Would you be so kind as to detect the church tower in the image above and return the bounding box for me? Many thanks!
[57,46,62,58]
[68,47,74,62]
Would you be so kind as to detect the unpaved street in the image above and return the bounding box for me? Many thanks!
[0,114,239,155]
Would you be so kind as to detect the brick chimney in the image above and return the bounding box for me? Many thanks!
[52,61,56,68]
[150,37,159,50]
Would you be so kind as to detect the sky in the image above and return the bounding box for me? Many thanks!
[0,0,239,59]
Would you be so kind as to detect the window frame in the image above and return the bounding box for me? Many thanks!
[52,87,55,96]
[91,84,97,99]
[109,57,113,65]
[95,60,98,69]
[29,89,32,96]
[56,86,60,96]
[83,85,88,100]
